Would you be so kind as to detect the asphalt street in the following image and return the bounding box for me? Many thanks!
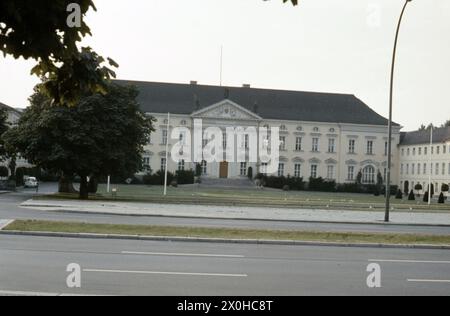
[0,235,449,296]
[1,183,450,235]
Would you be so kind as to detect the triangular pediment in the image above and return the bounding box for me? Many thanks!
[191,99,262,121]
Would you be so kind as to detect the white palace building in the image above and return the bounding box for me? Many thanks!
[122,80,404,186]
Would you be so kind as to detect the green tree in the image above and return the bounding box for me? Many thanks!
[4,83,154,199]
[0,107,8,159]
[0,0,117,106]
[441,120,450,128]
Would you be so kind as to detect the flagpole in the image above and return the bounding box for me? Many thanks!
[164,113,170,196]
[428,124,433,205]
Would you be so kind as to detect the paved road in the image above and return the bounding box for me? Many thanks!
[1,184,450,235]
[0,235,449,296]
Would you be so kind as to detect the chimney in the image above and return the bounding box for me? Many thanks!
[190,81,198,85]
[242,84,251,88]
[224,88,230,99]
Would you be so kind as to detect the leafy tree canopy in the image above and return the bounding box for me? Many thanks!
[0,0,117,106]
[0,106,9,159]
[3,83,155,198]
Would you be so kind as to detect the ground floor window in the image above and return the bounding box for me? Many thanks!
[201,160,207,175]
[362,165,375,184]
[311,165,318,178]
[240,162,247,176]
[327,165,335,180]
[178,159,185,171]
[278,163,285,177]
[261,163,268,175]
[348,166,355,181]
[294,164,302,178]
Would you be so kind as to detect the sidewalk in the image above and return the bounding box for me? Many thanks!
[21,198,450,226]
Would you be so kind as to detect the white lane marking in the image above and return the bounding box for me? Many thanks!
[84,269,248,278]
[369,259,450,264]
[407,279,450,284]
[0,290,105,296]
[121,251,245,258]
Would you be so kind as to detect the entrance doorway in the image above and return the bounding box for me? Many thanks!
[219,161,229,178]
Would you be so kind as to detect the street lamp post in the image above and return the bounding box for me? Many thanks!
[385,0,412,222]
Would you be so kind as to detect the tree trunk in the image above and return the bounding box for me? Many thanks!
[58,174,77,193]
[88,176,99,194]
[79,175,89,200]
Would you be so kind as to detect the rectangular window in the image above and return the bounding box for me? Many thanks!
[349,140,356,154]
[162,130,168,145]
[412,163,415,175]
[328,139,336,153]
[279,136,286,151]
[400,164,404,175]
[367,141,374,155]
[437,146,440,155]
[311,165,318,178]
[419,147,422,155]
[436,163,439,175]
[327,165,335,180]
[240,162,247,176]
[295,137,303,151]
[443,163,446,176]
[424,163,427,175]
[278,163,285,177]
[178,159,185,171]
[222,133,227,149]
[407,148,410,156]
[425,147,428,155]
[406,164,409,175]
[418,163,421,175]
[201,161,207,175]
[444,146,447,154]
[312,138,319,152]
[413,148,416,156]
[294,164,302,178]
[348,166,355,181]
[261,163,268,175]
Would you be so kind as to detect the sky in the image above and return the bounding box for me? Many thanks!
[1,0,449,131]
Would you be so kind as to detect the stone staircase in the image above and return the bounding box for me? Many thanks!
[200,178,254,188]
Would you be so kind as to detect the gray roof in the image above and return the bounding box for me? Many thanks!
[400,127,450,146]
[115,80,396,126]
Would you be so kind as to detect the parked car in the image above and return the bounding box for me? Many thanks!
[24,177,39,188]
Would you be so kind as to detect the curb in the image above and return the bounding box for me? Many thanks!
[1,230,450,250]
[20,203,450,228]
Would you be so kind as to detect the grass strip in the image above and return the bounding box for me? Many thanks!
[4,220,450,245]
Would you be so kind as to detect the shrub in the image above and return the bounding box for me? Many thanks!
[15,168,25,186]
[282,185,290,192]
[395,189,403,199]
[423,192,429,203]
[415,184,423,192]
[175,170,195,185]
[0,166,9,178]
[195,164,202,177]
[438,192,445,204]
[143,170,175,185]
[170,180,178,188]
[308,177,336,192]
[408,190,415,201]
[441,184,449,192]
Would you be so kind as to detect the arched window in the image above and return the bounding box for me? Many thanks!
[362,166,375,184]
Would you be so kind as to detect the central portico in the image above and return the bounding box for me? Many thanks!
[190,99,263,179]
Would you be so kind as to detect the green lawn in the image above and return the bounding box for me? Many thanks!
[38,183,450,213]
[5,220,450,246]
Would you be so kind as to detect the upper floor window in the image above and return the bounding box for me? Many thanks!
[419,147,422,155]
[367,141,374,155]
[162,129,168,145]
[279,136,286,151]
[312,138,319,152]
[313,127,319,133]
[310,165,318,178]
[349,140,356,154]
[295,137,302,151]
[280,125,287,131]
[294,164,302,178]
[278,163,285,177]
[328,139,336,153]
